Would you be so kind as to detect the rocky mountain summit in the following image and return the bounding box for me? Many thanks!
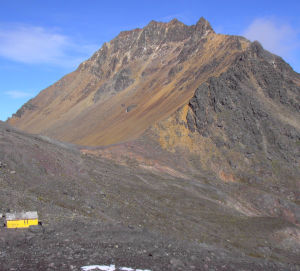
[4,17,300,270]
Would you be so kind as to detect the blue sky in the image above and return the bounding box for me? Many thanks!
[0,0,299,121]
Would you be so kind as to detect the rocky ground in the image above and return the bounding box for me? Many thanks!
[1,221,298,271]
[0,122,300,270]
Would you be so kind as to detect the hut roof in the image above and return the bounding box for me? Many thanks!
[5,211,38,220]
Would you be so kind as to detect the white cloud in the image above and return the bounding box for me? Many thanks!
[242,18,300,59]
[0,24,98,68]
[5,90,33,99]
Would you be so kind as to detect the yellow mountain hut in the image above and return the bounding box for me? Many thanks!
[5,211,38,228]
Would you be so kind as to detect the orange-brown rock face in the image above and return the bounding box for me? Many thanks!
[8,18,250,146]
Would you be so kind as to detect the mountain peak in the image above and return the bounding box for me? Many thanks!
[147,19,160,26]
[195,16,214,34]
[146,18,183,26]
[9,15,299,152]
[169,18,180,24]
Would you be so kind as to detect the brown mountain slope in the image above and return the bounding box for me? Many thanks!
[8,18,251,145]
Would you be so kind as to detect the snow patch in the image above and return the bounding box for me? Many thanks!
[81,265,151,271]
[81,265,116,271]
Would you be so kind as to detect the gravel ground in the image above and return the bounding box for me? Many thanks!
[0,122,299,270]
